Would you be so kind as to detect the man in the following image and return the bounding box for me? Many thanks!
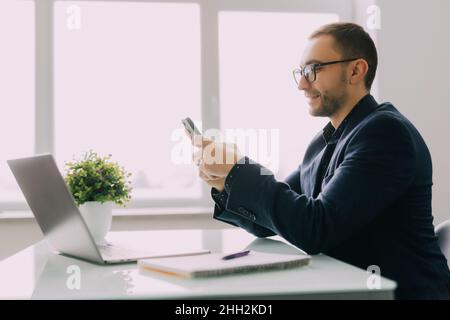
[191,22,450,299]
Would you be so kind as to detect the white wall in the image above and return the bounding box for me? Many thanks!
[375,0,450,225]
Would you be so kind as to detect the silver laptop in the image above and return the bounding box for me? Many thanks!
[7,154,210,264]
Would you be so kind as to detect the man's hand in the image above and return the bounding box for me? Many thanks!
[189,135,243,192]
[198,171,226,192]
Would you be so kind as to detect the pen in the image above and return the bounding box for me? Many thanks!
[222,250,251,260]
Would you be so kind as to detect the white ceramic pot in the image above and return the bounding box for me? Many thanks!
[79,201,113,245]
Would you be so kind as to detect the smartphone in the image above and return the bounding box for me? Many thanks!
[181,117,201,139]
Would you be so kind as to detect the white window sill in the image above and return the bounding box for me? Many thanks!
[0,206,214,221]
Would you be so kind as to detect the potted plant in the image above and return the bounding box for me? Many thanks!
[64,150,132,245]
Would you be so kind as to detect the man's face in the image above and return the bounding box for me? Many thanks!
[298,35,349,118]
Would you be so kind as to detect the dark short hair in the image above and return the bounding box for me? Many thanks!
[309,22,378,91]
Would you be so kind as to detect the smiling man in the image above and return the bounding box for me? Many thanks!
[192,22,450,299]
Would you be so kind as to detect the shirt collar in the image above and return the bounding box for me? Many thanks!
[322,122,336,143]
[321,93,377,144]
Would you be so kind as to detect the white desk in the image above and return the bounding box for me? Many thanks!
[0,229,396,299]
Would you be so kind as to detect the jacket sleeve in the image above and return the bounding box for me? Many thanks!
[212,203,277,238]
[283,167,302,194]
[212,166,302,238]
[223,115,417,254]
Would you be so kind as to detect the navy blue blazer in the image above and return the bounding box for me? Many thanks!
[212,94,450,299]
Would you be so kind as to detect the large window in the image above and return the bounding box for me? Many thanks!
[53,2,202,202]
[0,0,351,212]
[0,1,35,206]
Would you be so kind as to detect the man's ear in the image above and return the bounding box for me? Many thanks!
[349,59,368,85]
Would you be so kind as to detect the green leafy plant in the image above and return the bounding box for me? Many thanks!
[64,150,132,206]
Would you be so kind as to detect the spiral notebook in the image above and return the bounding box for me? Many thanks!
[138,251,311,279]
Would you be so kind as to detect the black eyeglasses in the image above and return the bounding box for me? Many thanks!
[293,58,360,84]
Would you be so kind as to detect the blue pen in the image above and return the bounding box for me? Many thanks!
[222,250,251,260]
